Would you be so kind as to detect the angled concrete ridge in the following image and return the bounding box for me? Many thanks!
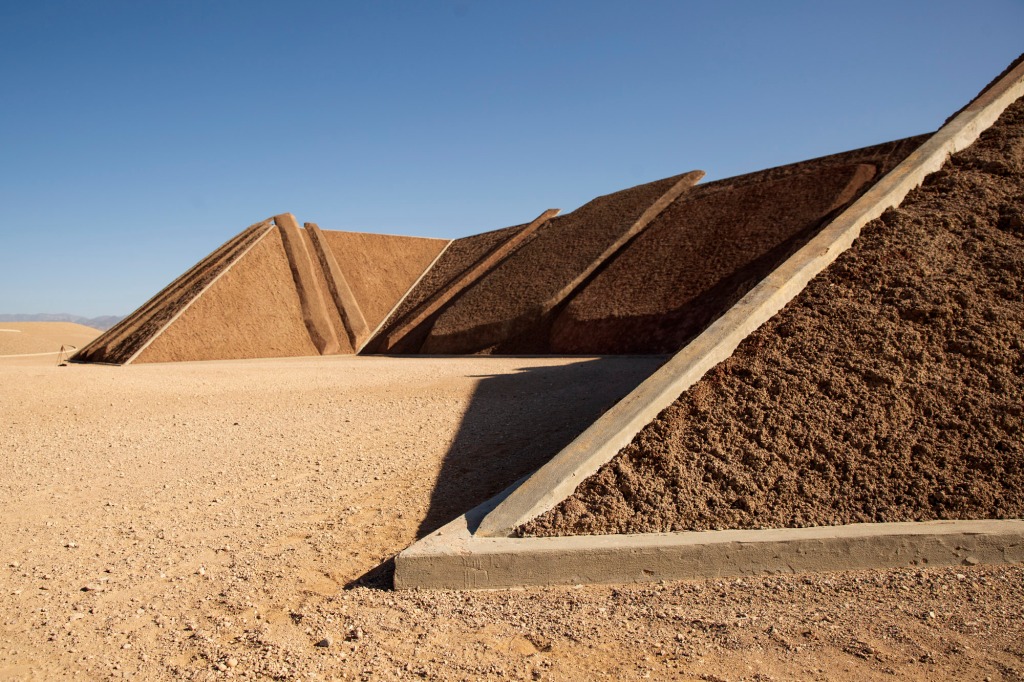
[275,213,343,355]
[121,220,277,365]
[396,510,1024,590]
[305,221,370,350]
[539,170,705,319]
[375,208,561,353]
[473,58,1024,539]
[421,171,706,354]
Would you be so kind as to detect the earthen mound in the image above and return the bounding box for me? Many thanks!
[522,95,1024,537]
[550,138,925,354]
[420,173,692,354]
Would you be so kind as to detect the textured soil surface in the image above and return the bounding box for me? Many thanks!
[320,230,448,334]
[0,322,99,356]
[75,220,271,365]
[551,137,926,354]
[364,223,527,354]
[523,97,1024,537]
[3,353,1023,681]
[423,174,688,354]
[137,229,321,363]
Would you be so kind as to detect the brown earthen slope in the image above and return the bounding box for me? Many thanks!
[320,230,447,337]
[363,223,529,354]
[523,96,1024,537]
[135,227,320,363]
[74,220,273,364]
[552,137,927,354]
[422,174,690,354]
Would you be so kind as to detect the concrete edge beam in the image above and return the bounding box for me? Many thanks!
[275,213,343,355]
[378,208,561,353]
[474,59,1024,538]
[305,221,371,350]
[395,517,1024,590]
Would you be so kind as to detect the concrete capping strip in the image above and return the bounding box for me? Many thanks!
[396,517,1024,590]
[275,213,343,355]
[377,208,561,353]
[474,59,1024,538]
[305,222,370,350]
[122,220,276,365]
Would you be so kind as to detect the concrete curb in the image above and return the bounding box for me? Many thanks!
[396,512,1024,590]
[473,58,1024,539]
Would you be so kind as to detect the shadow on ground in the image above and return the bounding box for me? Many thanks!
[416,356,665,539]
[346,355,664,590]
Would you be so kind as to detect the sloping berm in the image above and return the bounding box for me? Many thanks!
[394,55,1024,589]
[76,137,927,364]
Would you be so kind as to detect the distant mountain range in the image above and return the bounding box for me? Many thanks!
[0,314,123,331]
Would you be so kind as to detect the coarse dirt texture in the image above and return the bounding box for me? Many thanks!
[3,353,1023,681]
[0,322,100,356]
[551,137,927,354]
[320,231,448,335]
[364,223,528,354]
[75,220,272,365]
[422,174,689,354]
[523,97,1024,538]
[136,228,321,363]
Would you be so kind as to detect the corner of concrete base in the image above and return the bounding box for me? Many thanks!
[394,518,1024,590]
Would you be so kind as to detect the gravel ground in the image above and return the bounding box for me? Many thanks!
[2,351,1022,680]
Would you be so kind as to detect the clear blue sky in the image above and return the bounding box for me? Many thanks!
[1,1,1021,317]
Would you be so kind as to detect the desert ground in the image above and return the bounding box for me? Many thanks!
[0,347,1021,681]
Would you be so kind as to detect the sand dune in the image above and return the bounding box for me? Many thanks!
[0,322,100,356]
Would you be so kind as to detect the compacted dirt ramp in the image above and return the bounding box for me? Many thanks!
[395,55,1024,590]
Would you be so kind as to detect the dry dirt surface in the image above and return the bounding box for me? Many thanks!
[0,322,100,357]
[3,355,1023,680]
[524,96,1024,538]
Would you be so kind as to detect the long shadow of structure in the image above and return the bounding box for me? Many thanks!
[415,356,665,539]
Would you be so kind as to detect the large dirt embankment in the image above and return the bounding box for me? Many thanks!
[523,96,1024,537]
[320,230,447,335]
[551,137,926,354]
[363,223,527,353]
[422,174,688,354]
[74,220,271,365]
[135,227,320,363]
